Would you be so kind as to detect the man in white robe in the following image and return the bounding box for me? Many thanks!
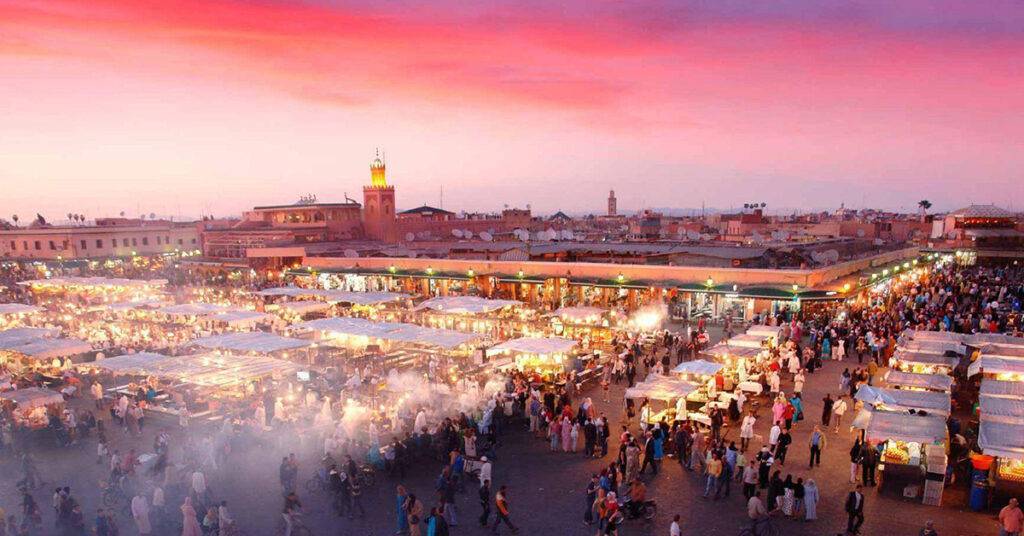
[131,493,152,534]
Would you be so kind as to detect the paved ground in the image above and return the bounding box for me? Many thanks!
[0,324,1004,535]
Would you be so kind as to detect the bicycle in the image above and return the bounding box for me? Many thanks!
[738,516,780,536]
[100,478,129,507]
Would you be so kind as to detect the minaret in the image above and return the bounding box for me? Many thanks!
[363,149,397,242]
[608,189,617,216]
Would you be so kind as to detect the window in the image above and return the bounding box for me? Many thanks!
[131,238,137,246]
[142,237,149,246]
[48,240,55,250]
[96,239,103,248]
[191,238,196,244]
[9,241,15,250]
[80,240,87,250]
[34,241,41,250]
[112,238,118,247]
[165,235,170,244]
[177,238,183,245]
[23,241,28,251]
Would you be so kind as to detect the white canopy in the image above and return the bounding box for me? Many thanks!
[7,338,93,359]
[18,276,166,289]
[862,410,947,446]
[968,355,1024,377]
[625,376,700,401]
[978,344,1024,359]
[893,350,959,369]
[0,303,42,315]
[554,306,607,323]
[416,296,519,315]
[273,301,332,315]
[721,333,770,349]
[190,332,312,354]
[489,337,577,355]
[159,303,231,317]
[672,359,724,376]
[979,395,1024,425]
[84,352,176,375]
[703,342,762,359]
[204,310,273,327]
[883,371,954,392]
[900,340,965,356]
[0,327,59,349]
[900,329,966,344]
[981,379,1024,399]
[980,418,1024,459]
[257,287,408,305]
[746,325,783,340]
[0,387,64,408]
[965,333,1024,348]
[292,317,479,350]
[854,385,951,416]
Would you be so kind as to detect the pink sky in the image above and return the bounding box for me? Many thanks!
[2,0,1023,220]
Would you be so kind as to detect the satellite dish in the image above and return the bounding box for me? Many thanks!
[560,229,573,240]
[479,232,493,242]
[463,230,473,239]
[405,232,415,242]
[856,229,866,238]
[686,230,701,240]
[452,229,463,238]
[343,249,359,258]
[546,229,558,240]
[873,238,884,246]
[534,231,549,242]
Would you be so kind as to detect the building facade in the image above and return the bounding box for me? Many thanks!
[0,221,200,260]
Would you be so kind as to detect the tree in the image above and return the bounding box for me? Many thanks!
[67,212,73,224]
[918,200,932,222]
[119,211,125,218]
[11,214,18,226]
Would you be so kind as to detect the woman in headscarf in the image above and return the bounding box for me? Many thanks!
[180,497,202,536]
[781,474,795,516]
[395,485,409,535]
[561,415,573,453]
[803,478,819,521]
[405,493,424,536]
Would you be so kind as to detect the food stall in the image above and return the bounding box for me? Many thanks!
[702,342,765,393]
[855,409,949,498]
[745,325,784,345]
[188,332,315,364]
[550,306,616,345]
[486,337,578,379]
[979,418,1024,490]
[0,303,43,329]
[413,296,522,339]
[855,386,952,417]
[0,387,66,430]
[671,359,728,410]
[892,350,960,375]
[625,375,701,426]
[1,336,95,377]
[883,370,954,392]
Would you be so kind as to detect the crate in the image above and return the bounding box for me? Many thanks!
[922,479,944,506]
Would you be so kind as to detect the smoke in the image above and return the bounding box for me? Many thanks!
[627,302,667,331]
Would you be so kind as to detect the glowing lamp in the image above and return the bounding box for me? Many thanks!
[706,277,714,287]
[616,273,625,284]
[883,269,889,276]
[517,270,525,279]
[842,283,851,293]
[467,269,475,277]
[388,265,397,273]
[792,284,799,292]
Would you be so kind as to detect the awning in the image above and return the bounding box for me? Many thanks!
[0,387,64,409]
[746,325,783,340]
[883,371,954,392]
[190,332,312,354]
[860,410,948,445]
[854,385,951,416]
[718,334,768,349]
[18,276,166,289]
[893,350,960,369]
[83,352,176,375]
[0,327,59,349]
[671,359,724,376]
[292,317,480,350]
[274,301,333,315]
[981,379,1024,399]
[978,344,1024,359]
[489,337,577,355]
[979,418,1024,460]
[965,334,1024,348]
[979,395,1024,425]
[415,296,519,314]
[968,355,1024,377]
[625,375,700,401]
[205,310,273,327]
[702,342,762,359]
[7,338,93,359]
[0,303,42,315]
[900,340,966,356]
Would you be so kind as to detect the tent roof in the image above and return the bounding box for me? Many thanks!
[84,352,176,375]
[746,325,783,338]
[274,301,333,314]
[0,387,64,408]
[625,375,700,401]
[861,410,948,445]
[854,385,951,415]
[981,379,1024,399]
[703,342,762,359]
[979,395,1024,425]
[965,334,1024,347]
[978,344,1024,359]
[489,337,577,355]
[968,355,1024,377]
[672,359,724,376]
[7,338,92,359]
[204,310,273,326]
[18,276,166,289]
[415,296,519,314]
[900,340,965,356]
[893,350,959,368]
[190,332,312,353]
[159,303,232,316]
[0,327,59,349]
[0,303,42,315]
[883,371,954,392]
[292,317,479,350]
[553,306,608,322]
[257,287,407,305]
[900,329,966,344]
[979,418,1024,460]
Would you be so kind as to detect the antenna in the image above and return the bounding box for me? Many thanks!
[440,183,444,210]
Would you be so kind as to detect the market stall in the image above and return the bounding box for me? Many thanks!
[189,332,314,363]
[625,375,701,426]
[855,385,951,416]
[857,409,949,500]
[0,303,43,329]
[745,324,783,344]
[892,350,960,374]
[979,419,1024,487]
[0,387,65,430]
[486,336,578,378]
[884,370,954,392]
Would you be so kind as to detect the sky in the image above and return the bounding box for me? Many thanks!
[2,0,1023,221]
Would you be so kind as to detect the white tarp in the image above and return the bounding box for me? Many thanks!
[858,409,947,445]
[968,355,1024,377]
[554,306,607,323]
[979,395,1024,425]
[893,350,959,369]
[416,296,519,315]
[625,376,700,401]
[256,287,408,305]
[854,385,950,415]
[900,329,966,344]
[190,332,312,354]
[0,303,42,315]
[18,277,166,289]
[883,371,954,392]
[0,327,59,349]
[672,360,724,376]
[84,352,176,375]
[274,301,332,315]
[965,334,1024,348]
[981,380,1024,399]
[159,303,231,317]
[901,340,966,356]
[8,338,93,359]
[978,344,1024,359]
[204,310,273,327]
[979,418,1024,460]
[0,387,64,408]
[292,317,479,350]
[746,325,783,340]
[489,337,577,355]
[722,333,770,349]
[703,342,762,359]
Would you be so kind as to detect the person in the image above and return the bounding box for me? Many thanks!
[849,438,862,484]
[845,485,865,534]
[740,413,756,453]
[479,479,492,527]
[832,397,848,434]
[704,452,723,498]
[775,428,791,466]
[747,490,768,532]
[626,480,647,517]
[919,520,938,536]
[491,485,518,534]
[583,475,597,526]
[860,442,878,486]
[803,478,818,521]
[781,475,795,517]
[396,485,409,534]
[405,493,424,536]
[131,493,151,535]
[670,514,681,536]
[181,497,202,536]
[479,457,492,488]
[808,426,826,468]
[742,460,758,499]
[217,501,233,536]
[821,394,834,427]
[999,498,1024,536]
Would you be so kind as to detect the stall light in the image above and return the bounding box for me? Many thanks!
[616,273,625,284]
[912,259,918,265]
[842,283,851,293]
[871,273,878,280]
[903,262,910,269]
[425,266,435,275]
[467,269,475,277]
[792,284,799,292]
[706,277,714,287]
[882,269,889,276]
[517,270,525,279]
[388,265,397,274]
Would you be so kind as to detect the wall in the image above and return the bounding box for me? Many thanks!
[0,224,200,260]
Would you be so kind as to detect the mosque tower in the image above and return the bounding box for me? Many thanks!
[608,189,617,216]
[362,149,397,242]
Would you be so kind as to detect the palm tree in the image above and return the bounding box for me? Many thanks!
[11,215,18,227]
[918,200,932,222]
[119,211,125,218]
[67,212,73,224]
